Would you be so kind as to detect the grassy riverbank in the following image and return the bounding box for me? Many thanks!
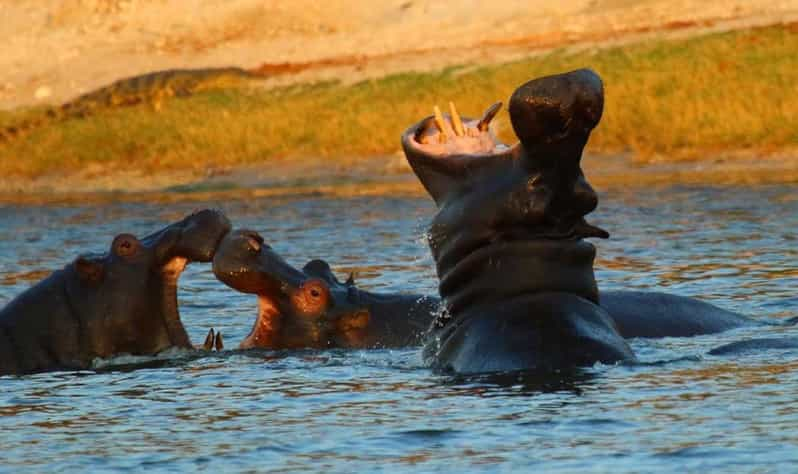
[1,23,796,179]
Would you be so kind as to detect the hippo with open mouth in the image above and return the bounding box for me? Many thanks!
[401,69,638,373]
[212,229,439,350]
[0,209,231,375]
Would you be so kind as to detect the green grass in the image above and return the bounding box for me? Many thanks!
[1,23,796,178]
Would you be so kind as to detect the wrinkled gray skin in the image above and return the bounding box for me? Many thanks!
[0,210,231,375]
[212,229,438,350]
[402,69,638,374]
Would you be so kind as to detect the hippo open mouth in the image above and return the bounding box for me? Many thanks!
[135,209,233,349]
[212,229,427,350]
[67,208,233,353]
[401,70,610,311]
[0,209,231,374]
[212,230,347,349]
[402,95,609,239]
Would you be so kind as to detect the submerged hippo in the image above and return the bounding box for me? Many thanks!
[402,69,636,373]
[600,291,756,338]
[708,337,798,356]
[212,229,439,350]
[0,209,231,375]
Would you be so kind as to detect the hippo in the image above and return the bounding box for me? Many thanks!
[400,69,798,373]
[0,209,231,375]
[211,229,439,350]
[401,69,637,373]
[600,291,757,338]
[708,337,798,356]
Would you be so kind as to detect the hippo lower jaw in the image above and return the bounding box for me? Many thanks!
[238,294,328,350]
[239,295,282,349]
[160,256,193,348]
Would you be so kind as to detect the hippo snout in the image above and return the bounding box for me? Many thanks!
[171,209,232,262]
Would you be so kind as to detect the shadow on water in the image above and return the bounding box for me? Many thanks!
[440,368,599,396]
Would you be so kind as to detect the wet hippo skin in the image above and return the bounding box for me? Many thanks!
[212,229,439,350]
[402,69,636,373]
[600,291,757,338]
[708,337,798,356]
[0,210,231,375]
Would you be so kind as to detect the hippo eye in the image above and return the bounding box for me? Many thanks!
[112,234,140,258]
[292,278,330,317]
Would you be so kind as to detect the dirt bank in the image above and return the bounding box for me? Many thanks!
[1,150,796,206]
[3,0,798,110]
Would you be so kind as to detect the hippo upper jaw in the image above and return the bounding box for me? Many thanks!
[145,209,233,264]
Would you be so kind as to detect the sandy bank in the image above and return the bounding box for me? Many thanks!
[3,0,798,109]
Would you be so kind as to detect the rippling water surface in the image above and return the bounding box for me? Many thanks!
[1,185,797,472]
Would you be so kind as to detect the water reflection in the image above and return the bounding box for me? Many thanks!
[441,368,598,396]
[0,186,797,471]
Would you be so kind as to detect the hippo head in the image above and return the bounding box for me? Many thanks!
[401,69,607,321]
[212,229,372,349]
[66,209,232,357]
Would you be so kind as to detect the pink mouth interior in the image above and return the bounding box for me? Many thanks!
[413,104,510,156]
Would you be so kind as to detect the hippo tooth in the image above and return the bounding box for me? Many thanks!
[433,105,448,143]
[477,101,502,131]
[449,101,465,137]
[203,328,215,350]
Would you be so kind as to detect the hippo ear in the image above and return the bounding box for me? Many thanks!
[74,256,105,284]
[302,259,340,284]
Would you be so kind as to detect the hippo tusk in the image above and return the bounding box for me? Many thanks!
[203,328,215,350]
[449,101,465,137]
[433,105,448,143]
[477,101,502,131]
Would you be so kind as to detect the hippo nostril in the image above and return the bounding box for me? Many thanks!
[112,234,140,258]
[246,237,261,253]
[310,289,321,298]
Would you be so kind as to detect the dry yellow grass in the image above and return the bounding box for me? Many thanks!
[0,24,796,178]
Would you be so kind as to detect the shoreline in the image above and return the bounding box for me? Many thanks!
[2,151,795,206]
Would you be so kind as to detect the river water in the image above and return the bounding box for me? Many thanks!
[0,185,796,472]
